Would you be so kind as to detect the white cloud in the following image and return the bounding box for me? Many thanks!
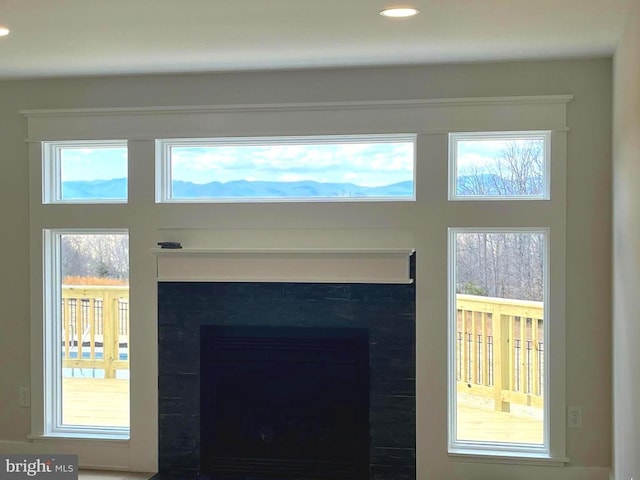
[170,140,415,185]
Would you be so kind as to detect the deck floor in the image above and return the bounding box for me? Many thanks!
[63,377,543,444]
[63,378,129,427]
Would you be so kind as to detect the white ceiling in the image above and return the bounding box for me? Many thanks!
[0,0,633,79]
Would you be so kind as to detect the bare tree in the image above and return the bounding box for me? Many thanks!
[490,140,544,196]
[458,139,545,197]
[456,232,544,302]
[62,234,129,280]
[455,139,545,301]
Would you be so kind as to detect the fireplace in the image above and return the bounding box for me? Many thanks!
[156,280,415,480]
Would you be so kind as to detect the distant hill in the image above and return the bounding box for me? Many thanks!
[62,178,128,200]
[61,178,414,199]
[171,179,413,198]
[61,174,542,199]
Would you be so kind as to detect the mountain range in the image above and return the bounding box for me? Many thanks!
[62,178,414,199]
[61,174,542,199]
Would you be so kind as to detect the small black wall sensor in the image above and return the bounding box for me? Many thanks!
[157,241,182,249]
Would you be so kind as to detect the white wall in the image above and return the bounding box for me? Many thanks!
[0,59,612,478]
[613,1,640,479]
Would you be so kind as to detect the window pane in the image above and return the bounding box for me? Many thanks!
[59,233,129,429]
[45,142,128,202]
[453,231,545,445]
[162,135,415,201]
[451,133,548,199]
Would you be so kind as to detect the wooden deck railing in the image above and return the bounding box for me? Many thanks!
[60,287,541,410]
[61,285,129,378]
[456,294,544,411]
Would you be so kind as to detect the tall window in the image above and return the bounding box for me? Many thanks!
[44,230,130,436]
[449,230,547,452]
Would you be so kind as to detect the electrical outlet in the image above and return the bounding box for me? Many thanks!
[19,387,30,408]
[568,405,582,428]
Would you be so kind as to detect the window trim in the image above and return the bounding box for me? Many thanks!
[447,227,565,462]
[42,228,130,440]
[155,134,417,203]
[24,97,571,472]
[448,131,551,201]
[42,140,128,204]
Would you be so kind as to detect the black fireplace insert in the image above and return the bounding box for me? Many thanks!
[200,325,369,480]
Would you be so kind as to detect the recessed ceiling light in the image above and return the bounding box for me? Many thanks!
[0,26,10,36]
[379,7,420,18]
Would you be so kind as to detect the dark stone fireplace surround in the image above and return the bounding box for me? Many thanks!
[156,273,416,479]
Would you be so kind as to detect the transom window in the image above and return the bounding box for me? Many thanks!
[42,140,128,204]
[449,132,550,200]
[156,135,416,202]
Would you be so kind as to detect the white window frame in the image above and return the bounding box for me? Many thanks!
[155,134,417,203]
[448,227,551,458]
[42,228,130,439]
[448,131,551,201]
[42,140,128,204]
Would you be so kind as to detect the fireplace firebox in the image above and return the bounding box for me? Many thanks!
[200,326,369,479]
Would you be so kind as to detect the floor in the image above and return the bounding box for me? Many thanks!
[79,472,151,480]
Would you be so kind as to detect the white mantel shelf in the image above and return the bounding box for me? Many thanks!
[151,247,415,255]
[152,247,415,284]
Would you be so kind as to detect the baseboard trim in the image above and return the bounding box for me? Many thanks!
[0,439,131,471]
[0,440,45,454]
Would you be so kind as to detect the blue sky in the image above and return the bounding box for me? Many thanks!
[456,137,544,175]
[59,140,414,187]
[58,137,540,185]
[457,139,505,174]
[61,147,127,182]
